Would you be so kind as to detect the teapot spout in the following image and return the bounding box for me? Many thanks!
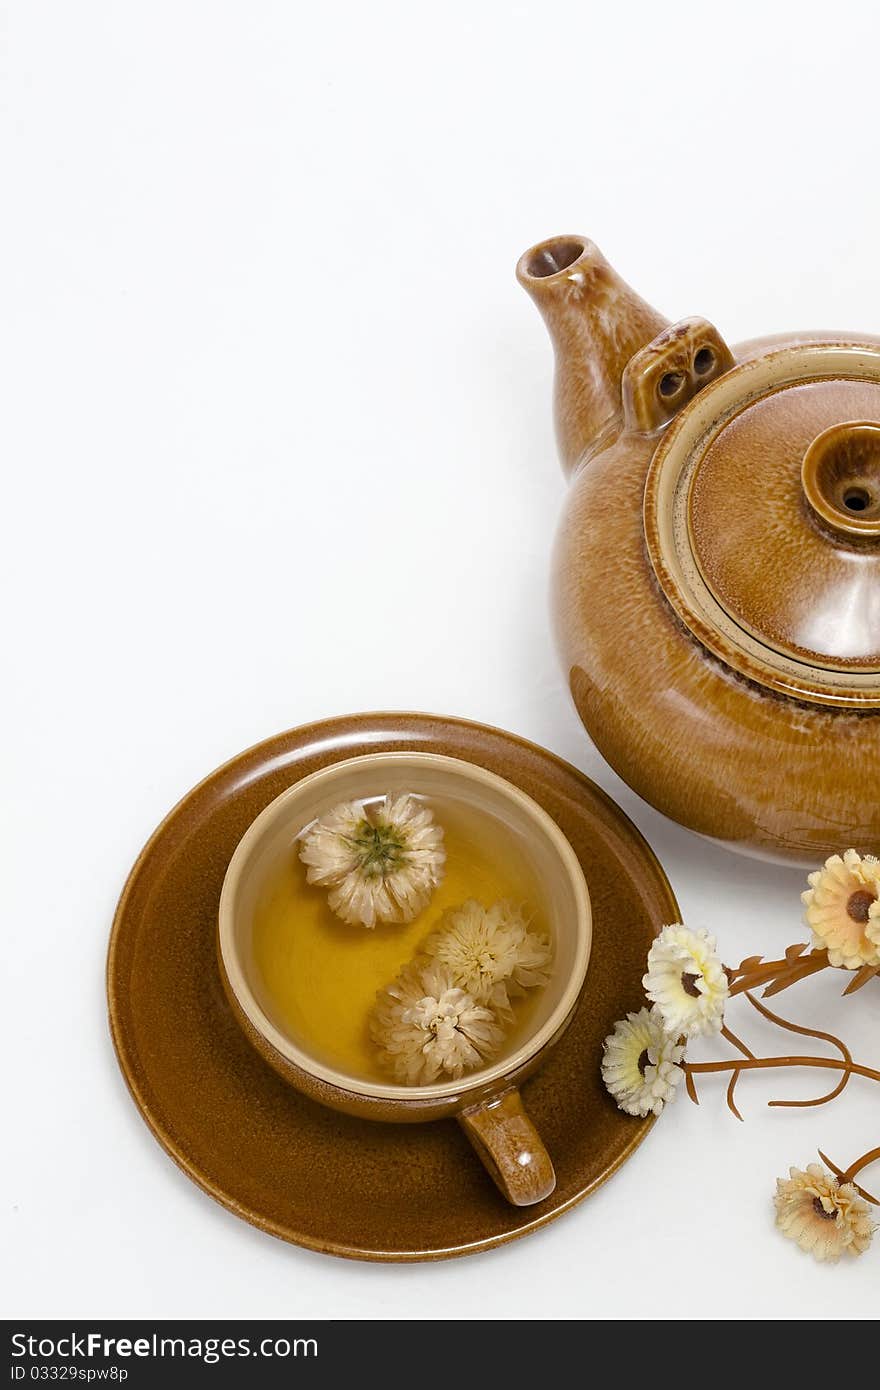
[517,236,668,473]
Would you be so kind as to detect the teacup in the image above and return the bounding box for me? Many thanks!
[217,751,591,1206]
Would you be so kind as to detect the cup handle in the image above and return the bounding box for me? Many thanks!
[458,1088,556,1207]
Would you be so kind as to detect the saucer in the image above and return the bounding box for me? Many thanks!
[107,713,678,1261]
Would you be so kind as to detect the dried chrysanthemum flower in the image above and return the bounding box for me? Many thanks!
[369,960,505,1085]
[643,923,729,1038]
[601,1006,684,1117]
[422,898,552,1017]
[298,793,445,927]
[774,1163,876,1263]
[802,850,880,970]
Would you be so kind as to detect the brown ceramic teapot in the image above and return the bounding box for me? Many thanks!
[518,235,880,864]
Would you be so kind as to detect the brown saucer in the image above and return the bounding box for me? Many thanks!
[107,713,678,1261]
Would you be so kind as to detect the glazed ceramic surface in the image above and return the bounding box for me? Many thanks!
[218,751,592,1207]
[107,713,678,1261]
[518,237,880,863]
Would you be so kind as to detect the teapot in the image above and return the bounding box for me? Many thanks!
[518,235,880,863]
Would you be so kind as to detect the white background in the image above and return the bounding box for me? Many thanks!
[3,0,878,1322]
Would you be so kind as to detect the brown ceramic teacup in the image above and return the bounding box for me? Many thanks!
[217,752,591,1206]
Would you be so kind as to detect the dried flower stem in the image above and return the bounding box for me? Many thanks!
[818,1147,880,1206]
[727,943,830,998]
[719,1022,754,1121]
[746,991,854,1109]
[727,941,880,999]
[686,1052,880,1086]
[842,1146,880,1184]
[842,963,880,996]
[684,991,880,1118]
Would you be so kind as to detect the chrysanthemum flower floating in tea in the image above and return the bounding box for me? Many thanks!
[643,924,729,1037]
[368,897,551,1085]
[601,1006,684,1117]
[299,793,445,927]
[369,960,505,1085]
[423,898,551,1018]
[774,1164,875,1263]
[802,849,880,971]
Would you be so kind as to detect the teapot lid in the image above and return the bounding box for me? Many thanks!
[644,341,880,707]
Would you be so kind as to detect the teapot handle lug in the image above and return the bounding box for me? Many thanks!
[621,318,734,433]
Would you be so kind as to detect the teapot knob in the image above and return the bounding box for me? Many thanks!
[621,318,734,432]
[802,421,880,539]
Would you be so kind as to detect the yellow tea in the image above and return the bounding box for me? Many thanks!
[252,793,551,1084]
